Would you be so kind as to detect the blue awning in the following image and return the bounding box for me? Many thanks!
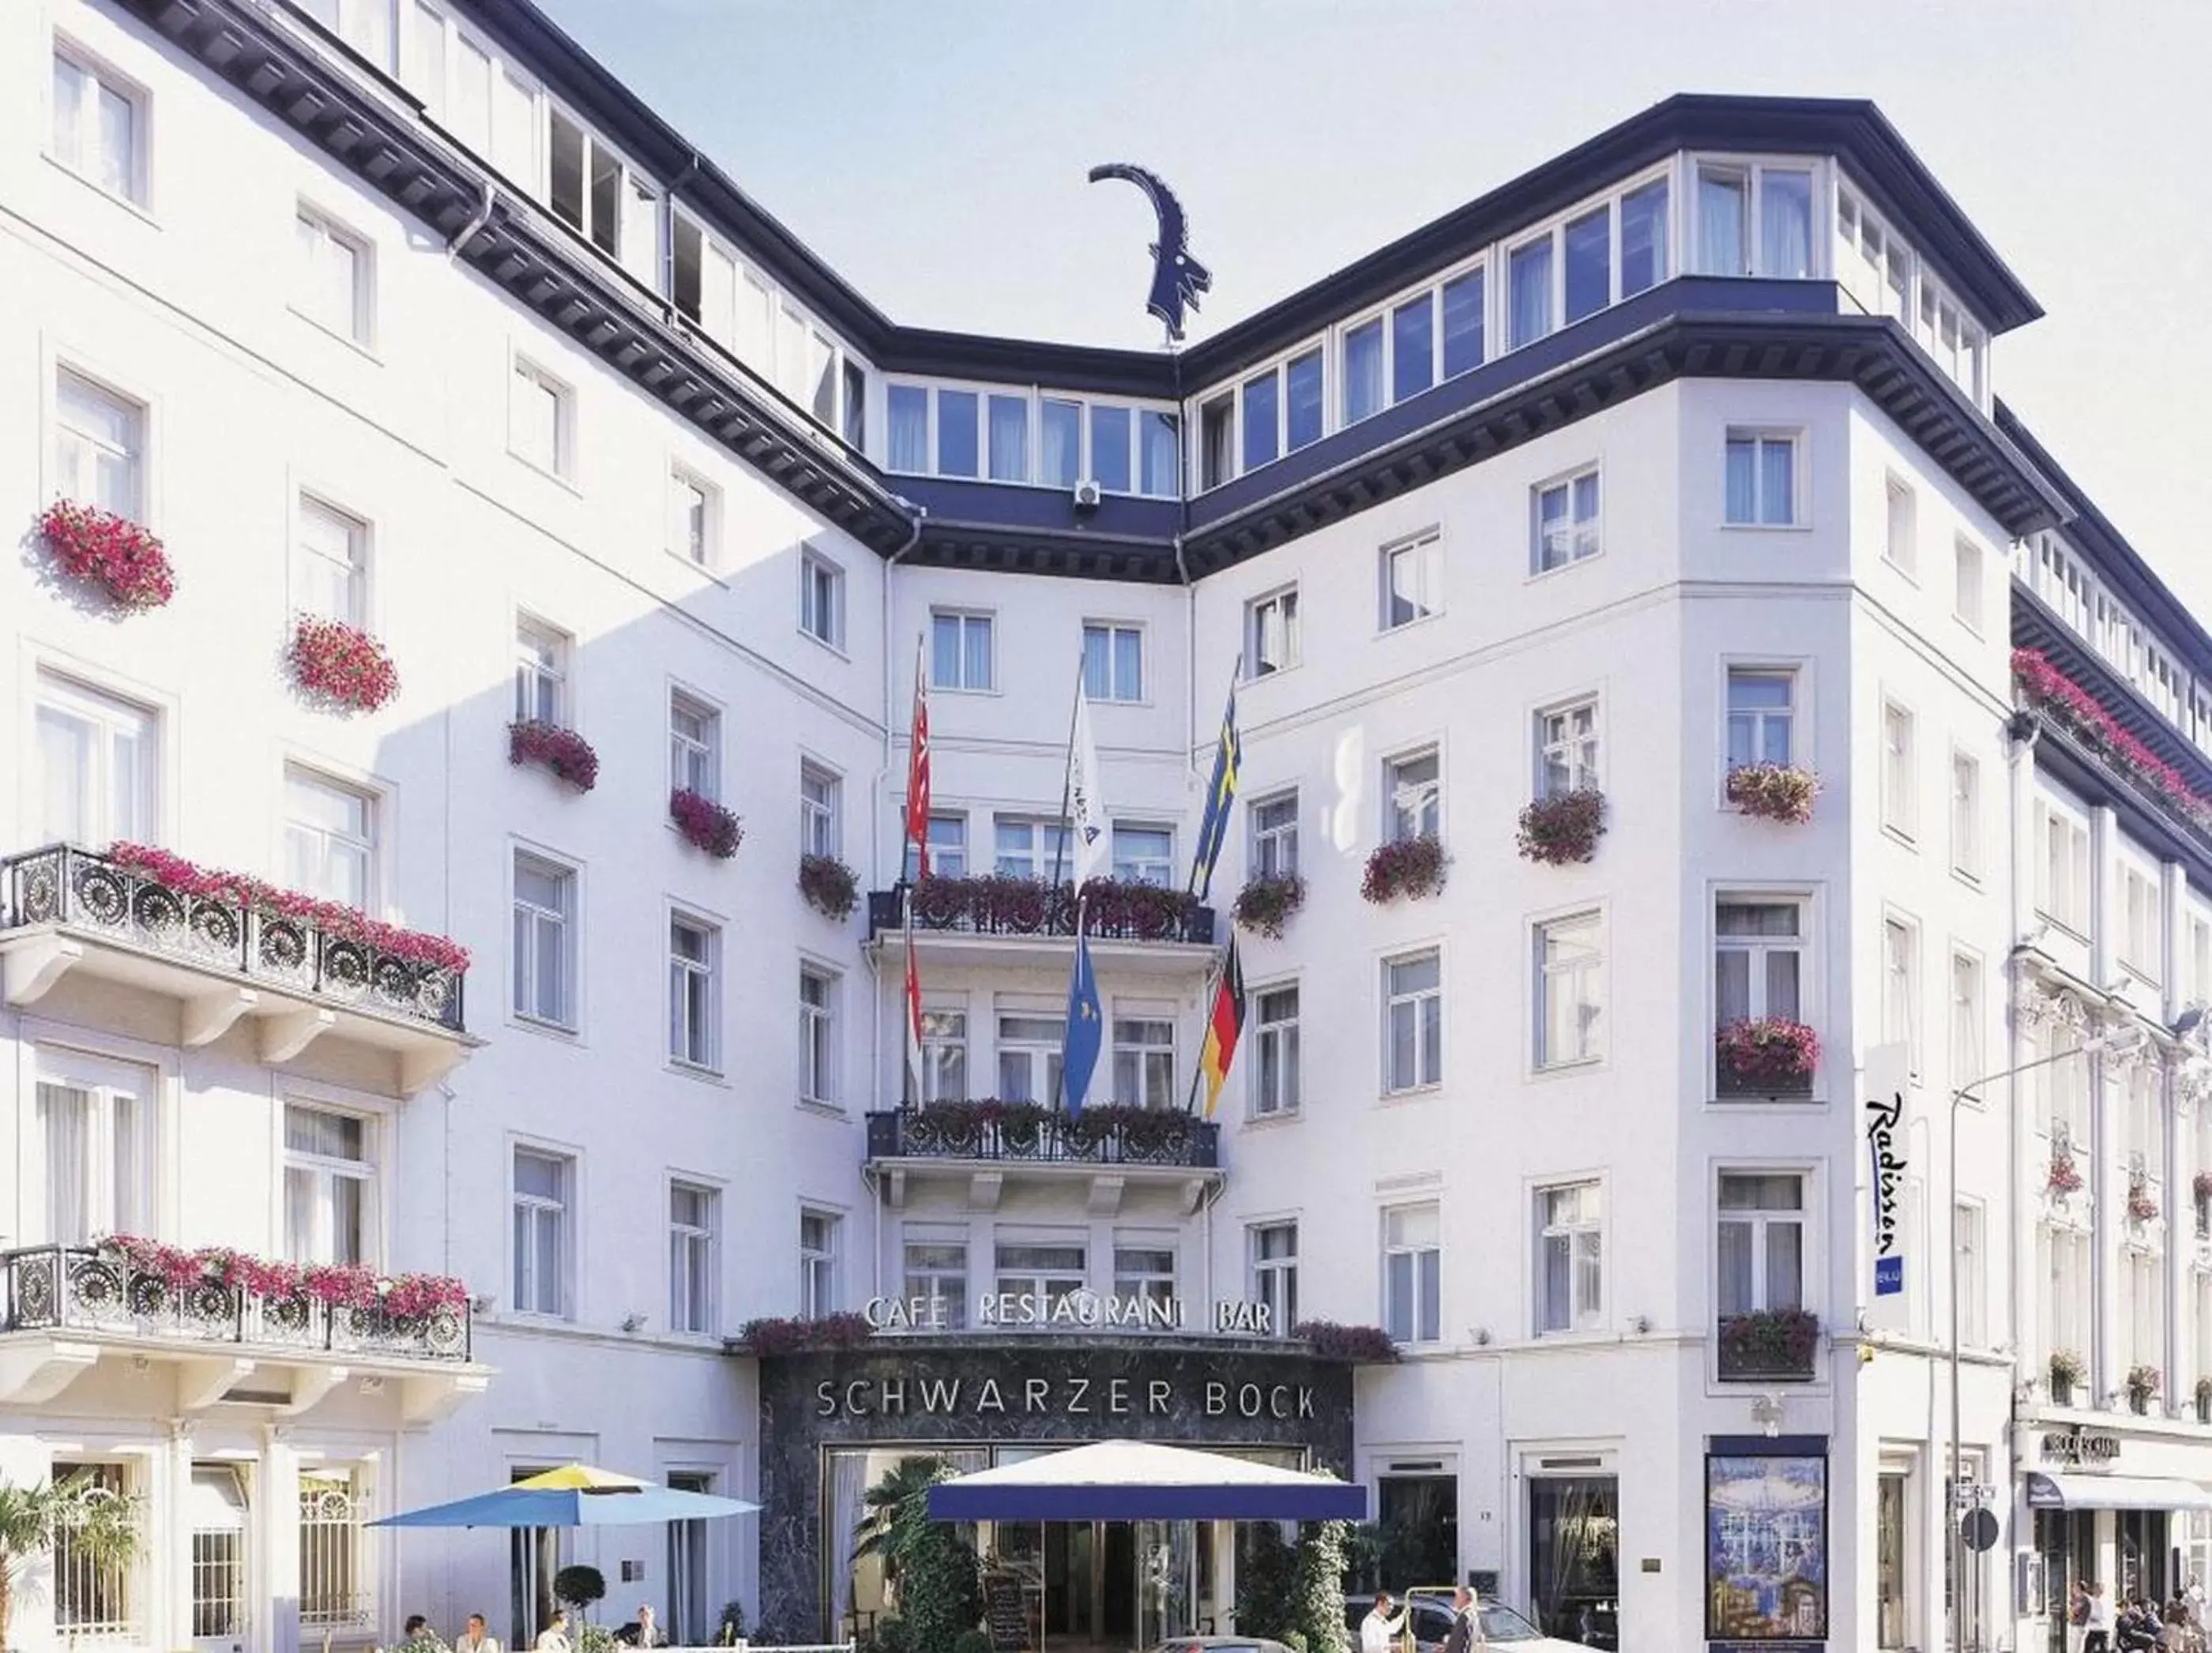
[926,1441,1366,1523]
[2026,1472,2212,1512]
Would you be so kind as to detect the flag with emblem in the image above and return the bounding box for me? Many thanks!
[903,890,924,1100]
[1060,905,1104,1116]
[1194,935,1246,1118]
[904,634,931,867]
[1187,677,1241,900]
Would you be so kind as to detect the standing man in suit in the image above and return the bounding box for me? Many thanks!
[1442,1587,1477,1653]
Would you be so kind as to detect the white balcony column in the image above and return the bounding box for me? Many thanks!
[163,1426,195,1653]
[261,1427,303,1653]
[2165,859,2190,1412]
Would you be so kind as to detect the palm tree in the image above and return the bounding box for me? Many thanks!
[851,1456,952,1589]
[0,1472,144,1651]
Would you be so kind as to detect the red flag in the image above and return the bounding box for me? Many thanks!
[905,635,931,866]
[903,892,924,1099]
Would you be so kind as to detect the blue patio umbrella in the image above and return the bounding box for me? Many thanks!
[371,1463,760,1528]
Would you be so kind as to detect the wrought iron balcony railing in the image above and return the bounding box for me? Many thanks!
[867,877,1215,945]
[1,844,465,1031]
[0,1245,472,1363]
[1716,1310,1819,1381]
[866,1105,1221,1170]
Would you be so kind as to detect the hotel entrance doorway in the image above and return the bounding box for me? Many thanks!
[985,1519,1205,1651]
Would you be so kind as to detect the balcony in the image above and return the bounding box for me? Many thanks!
[867,1104,1222,1215]
[0,845,472,1097]
[867,877,1217,972]
[1716,1310,1820,1382]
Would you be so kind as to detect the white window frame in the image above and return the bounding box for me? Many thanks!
[2035,798,2091,936]
[1714,1166,1812,1318]
[1380,1201,1442,1346]
[916,1006,968,1105]
[1384,747,1442,844]
[1244,585,1300,679]
[668,1178,719,1336]
[901,1234,969,1328]
[54,365,149,523]
[1714,891,1812,1046]
[1250,788,1300,879]
[1723,663,1800,774]
[32,670,159,848]
[1529,464,1602,574]
[930,609,996,693]
[1249,1220,1299,1333]
[1949,749,1980,883]
[282,765,379,912]
[799,1208,840,1317]
[292,492,371,628]
[1110,822,1175,889]
[49,41,150,210]
[1082,622,1146,704]
[1952,1199,1985,1348]
[799,547,846,651]
[668,465,719,568]
[1687,156,1823,280]
[799,761,841,860]
[1533,1180,1605,1335]
[282,1101,378,1267]
[1950,949,1983,1095]
[1884,475,1918,577]
[1953,535,1985,633]
[1535,696,1601,798]
[510,849,578,1031]
[294,203,375,348]
[1110,1008,1176,1110]
[1722,427,1805,528]
[1882,913,1920,1079]
[799,964,839,1107]
[513,614,570,727]
[32,1048,154,1247]
[1533,909,1606,1071]
[668,687,721,800]
[510,1144,574,1319]
[668,910,720,1073]
[1382,949,1444,1095]
[1250,982,1300,1119]
[1881,699,1917,841]
[509,353,576,482]
[1379,529,1444,631]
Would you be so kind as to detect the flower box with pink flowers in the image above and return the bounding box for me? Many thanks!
[1725,763,1822,825]
[1716,1016,1820,1098]
[509,720,600,791]
[38,501,175,613]
[289,616,399,712]
[672,789,744,858]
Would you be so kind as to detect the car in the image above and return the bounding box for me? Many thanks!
[1142,1638,1297,1653]
[1342,1589,1600,1650]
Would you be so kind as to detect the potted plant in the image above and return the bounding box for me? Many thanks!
[2127,1171,2160,1223]
[1233,872,1306,938]
[2195,1170,2212,1238]
[508,719,600,791]
[2127,1364,2161,1415]
[2196,1376,2212,1426]
[671,788,743,858]
[37,500,175,613]
[1725,763,1822,825]
[1715,1017,1821,1091]
[1361,835,1447,904]
[1515,789,1606,866]
[288,615,399,712]
[0,1471,144,1647]
[1290,1321,1401,1364]
[1717,1307,1822,1375]
[2048,1349,2084,1406]
[798,854,859,920]
[2048,1148,2085,1198]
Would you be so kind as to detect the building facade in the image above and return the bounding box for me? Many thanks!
[5,2,2212,1651]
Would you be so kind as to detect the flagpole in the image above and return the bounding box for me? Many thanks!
[1187,658,1242,897]
[1048,651,1085,897]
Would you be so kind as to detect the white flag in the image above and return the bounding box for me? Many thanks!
[1068,682,1109,886]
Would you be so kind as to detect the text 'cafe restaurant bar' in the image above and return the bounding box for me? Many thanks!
[741,1289,1363,1647]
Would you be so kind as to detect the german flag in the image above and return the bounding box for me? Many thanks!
[1195,936,1246,1118]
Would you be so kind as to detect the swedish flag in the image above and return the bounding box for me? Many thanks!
[1187,679,1241,900]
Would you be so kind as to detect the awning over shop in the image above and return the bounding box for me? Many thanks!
[2026,1472,2212,1512]
[926,1439,1367,1522]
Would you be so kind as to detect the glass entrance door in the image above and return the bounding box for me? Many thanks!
[1134,1520,1194,1649]
[189,1463,250,1653]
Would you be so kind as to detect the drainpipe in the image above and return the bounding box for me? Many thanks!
[446,180,495,261]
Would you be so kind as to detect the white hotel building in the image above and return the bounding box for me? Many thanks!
[5,3,2212,1651]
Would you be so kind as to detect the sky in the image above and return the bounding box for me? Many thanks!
[536,0,2212,621]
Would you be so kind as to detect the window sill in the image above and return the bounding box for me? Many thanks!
[43,154,160,228]
[664,545,731,587]
[1243,663,1302,686]
[1377,610,1446,641]
[509,1012,583,1044]
[1880,822,1919,851]
[797,1096,848,1120]
[1706,1094,1828,1111]
[508,450,583,496]
[931,683,1002,698]
[1950,864,1983,892]
[288,304,383,364]
[1719,520,1813,533]
[1378,1084,1443,1106]
[1530,1055,1606,1081]
[1242,1107,1301,1129]
[668,1059,728,1086]
[800,626,852,663]
[1881,554,1922,587]
[1525,552,1602,585]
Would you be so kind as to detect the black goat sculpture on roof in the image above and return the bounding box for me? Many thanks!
[1088,163,1212,344]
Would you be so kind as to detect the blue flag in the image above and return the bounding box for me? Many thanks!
[1061,908,1104,1115]
[1187,679,1240,900]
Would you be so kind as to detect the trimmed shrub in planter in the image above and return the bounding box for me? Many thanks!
[1716,1017,1820,1085]
[2048,1349,2084,1405]
[1291,1321,1401,1364]
[799,855,858,920]
[508,719,599,791]
[732,1311,875,1356]
[2127,1363,2161,1414]
[38,501,175,612]
[1234,873,1307,938]
[1725,763,1822,825]
[1516,789,1605,866]
[671,788,743,858]
[289,616,399,712]
[1361,836,1446,904]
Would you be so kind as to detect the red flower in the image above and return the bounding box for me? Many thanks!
[671,789,743,858]
[1725,764,1822,825]
[1716,1016,1822,1080]
[1361,836,1447,904]
[289,616,399,712]
[38,501,176,612]
[798,854,858,919]
[509,720,600,791]
[2014,650,2212,838]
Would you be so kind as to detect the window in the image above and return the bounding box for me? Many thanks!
[1245,587,1300,678]
[668,468,717,566]
[996,1240,1086,1309]
[284,768,376,909]
[1442,267,1487,377]
[1950,753,1980,880]
[55,368,145,520]
[53,1460,141,1642]
[2042,1224,2090,1374]
[841,360,867,449]
[514,616,569,725]
[1380,531,1443,629]
[903,1239,968,1328]
[51,47,146,207]
[799,763,841,859]
[799,1211,840,1317]
[1392,298,1434,402]
[510,358,574,479]
[1386,750,1440,843]
[668,1182,717,1335]
[1382,1204,1441,1344]
[1535,912,1605,1069]
[34,672,156,846]
[284,1103,374,1266]
[2127,1247,2162,1373]
[1089,404,1133,492]
[295,207,372,344]
[1715,898,1804,1021]
[668,691,720,798]
[1723,430,1800,527]
[1112,824,1173,888]
[937,389,980,478]
[1250,1222,1298,1332]
[887,385,929,472]
[1384,951,1443,1093]
[547,107,638,260]
[35,1054,149,1246]
[800,550,845,647]
[511,853,576,1027]
[1726,668,1796,768]
[1531,468,1601,572]
[1344,318,1384,426]
[512,1148,571,1317]
[1251,791,1299,878]
[988,393,1029,483]
[1114,1242,1177,1305]
[1535,1182,1603,1333]
[2037,802,2091,933]
[1884,476,1917,575]
[996,1013,1064,1106]
[1951,952,1982,1090]
[1537,699,1600,797]
[1083,623,1144,703]
[2122,867,2162,981]
[993,817,1069,881]
[1508,236,1553,349]
[297,1466,369,1631]
[931,610,995,692]
[908,813,968,879]
[1112,1013,1174,1109]
[1251,985,1300,1117]
[1199,395,1234,490]
[1949,535,1985,631]
[916,1009,967,1104]
[799,967,838,1106]
[1039,397,1081,490]
[1882,702,1917,838]
[668,914,718,1070]
[1140,411,1180,498]
[1717,1172,1805,1316]
[1694,163,1815,278]
[293,495,368,626]
[1882,917,1919,1076]
[299,0,396,66]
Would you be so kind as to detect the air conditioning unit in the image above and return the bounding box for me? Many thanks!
[1072,479,1103,514]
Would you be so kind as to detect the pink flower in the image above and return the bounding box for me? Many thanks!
[39,501,176,612]
[1717,1016,1822,1080]
[509,720,600,791]
[289,616,399,712]
[2015,650,2212,837]
[671,789,743,858]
